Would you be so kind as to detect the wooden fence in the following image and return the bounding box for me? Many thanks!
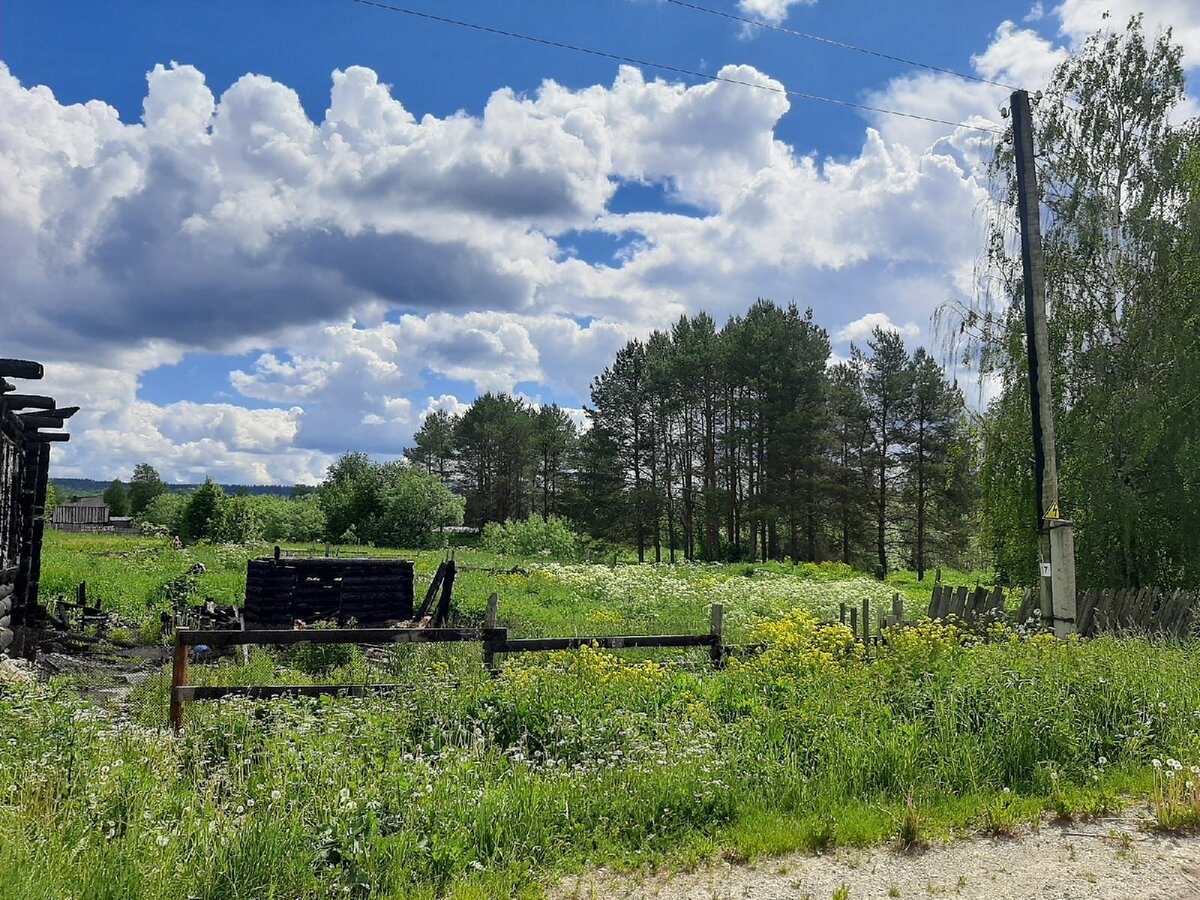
[169,597,726,728]
[925,584,1007,624]
[837,593,906,644]
[1015,585,1198,637]
[168,577,1200,727]
[924,582,1198,638]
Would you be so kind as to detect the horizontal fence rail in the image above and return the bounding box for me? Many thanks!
[175,628,482,647]
[174,684,405,702]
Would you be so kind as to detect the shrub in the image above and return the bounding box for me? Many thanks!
[214,495,262,544]
[136,492,186,535]
[316,455,463,548]
[257,495,326,543]
[179,478,225,543]
[481,515,581,559]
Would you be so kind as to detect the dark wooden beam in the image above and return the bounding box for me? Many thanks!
[0,394,55,410]
[18,414,67,429]
[0,379,14,394]
[174,684,404,702]
[176,627,482,647]
[0,360,43,380]
[25,432,70,443]
[501,633,716,652]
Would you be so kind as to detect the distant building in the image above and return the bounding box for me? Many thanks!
[52,496,109,529]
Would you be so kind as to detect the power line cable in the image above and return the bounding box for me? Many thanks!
[347,0,1004,134]
[660,0,1022,92]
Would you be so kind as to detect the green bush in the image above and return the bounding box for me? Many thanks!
[257,495,326,543]
[316,454,463,548]
[136,492,186,535]
[481,515,581,559]
[214,495,262,544]
[179,478,225,543]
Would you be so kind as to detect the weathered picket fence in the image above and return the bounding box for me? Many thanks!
[924,584,1007,624]
[924,582,1199,638]
[1015,585,1198,637]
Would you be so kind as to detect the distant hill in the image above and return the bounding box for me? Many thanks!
[52,478,299,498]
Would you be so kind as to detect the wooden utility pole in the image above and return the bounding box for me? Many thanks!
[1010,89,1076,637]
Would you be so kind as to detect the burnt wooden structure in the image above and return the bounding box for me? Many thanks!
[243,551,418,627]
[0,359,78,656]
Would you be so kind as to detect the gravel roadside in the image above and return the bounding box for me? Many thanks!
[553,813,1200,900]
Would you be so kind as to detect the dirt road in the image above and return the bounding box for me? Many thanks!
[553,814,1200,900]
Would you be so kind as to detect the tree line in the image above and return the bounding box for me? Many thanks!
[88,458,463,548]
[408,301,974,574]
[114,465,328,544]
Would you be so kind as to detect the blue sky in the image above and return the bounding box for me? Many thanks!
[5,0,1021,156]
[2,0,1197,483]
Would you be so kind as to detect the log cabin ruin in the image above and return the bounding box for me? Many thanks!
[0,358,77,657]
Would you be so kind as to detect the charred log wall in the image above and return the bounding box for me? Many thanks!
[244,557,415,627]
[0,359,78,656]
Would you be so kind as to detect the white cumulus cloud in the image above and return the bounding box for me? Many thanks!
[736,0,815,26]
[836,312,921,343]
[6,11,1155,483]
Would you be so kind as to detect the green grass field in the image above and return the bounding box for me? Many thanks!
[36,531,986,639]
[3,531,1197,899]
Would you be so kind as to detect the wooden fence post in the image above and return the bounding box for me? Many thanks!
[169,631,189,731]
[483,593,499,674]
[892,592,903,626]
[709,603,725,668]
[862,598,870,643]
[839,603,847,626]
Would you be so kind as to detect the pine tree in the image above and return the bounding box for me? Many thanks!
[590,340,652,560]
[858,327,914,575]
[904,349,967,581]
[127,463,167,516]
[533,404,578,521]
[405,410,458,480]
[826,361,872,566]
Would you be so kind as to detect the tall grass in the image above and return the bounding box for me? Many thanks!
[2,619,1199,898]
[23,533,1200,896]
[38,531,932,641]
